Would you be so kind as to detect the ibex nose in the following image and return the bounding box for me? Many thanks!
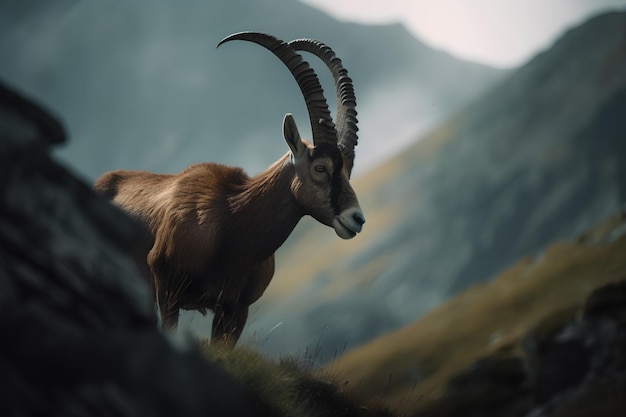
[333,207,365,239]
[353,211,366,226]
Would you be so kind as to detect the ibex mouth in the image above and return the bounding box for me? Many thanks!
[333,208,365,239]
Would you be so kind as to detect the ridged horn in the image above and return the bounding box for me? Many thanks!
[288,38,358,176]
[218,32,338,147]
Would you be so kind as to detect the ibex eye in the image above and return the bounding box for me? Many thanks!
[314,165,327,173]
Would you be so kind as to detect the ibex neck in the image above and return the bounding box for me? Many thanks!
[228,152,303,260]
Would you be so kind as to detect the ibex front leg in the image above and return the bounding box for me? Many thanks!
[212,304,249,347]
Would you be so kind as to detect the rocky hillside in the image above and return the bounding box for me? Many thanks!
[328,214,626,416]
[0,80,265,416]
[235,11,626,358]
[0,0,503,178]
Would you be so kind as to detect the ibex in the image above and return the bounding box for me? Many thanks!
[94,32,364,346]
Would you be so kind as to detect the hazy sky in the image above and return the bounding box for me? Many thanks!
[300,0,626,68]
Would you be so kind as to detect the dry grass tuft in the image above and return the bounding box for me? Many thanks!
[197,342,396,417]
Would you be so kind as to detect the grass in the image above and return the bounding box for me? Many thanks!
[326,214,626,416]
[196,341,396,417]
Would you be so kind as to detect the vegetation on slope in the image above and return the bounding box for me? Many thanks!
[327,213,626,416]
[198,344,395,417]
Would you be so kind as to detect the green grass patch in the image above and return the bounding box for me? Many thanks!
[197,342,395,417]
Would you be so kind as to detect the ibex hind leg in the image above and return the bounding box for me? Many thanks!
[148,252,184,331]
[154,280,181,330]
[212,304,249,347]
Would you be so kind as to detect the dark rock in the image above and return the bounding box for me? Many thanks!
[419,353,532,417]
[532,326,595,403]
[0,81,268,416]
[583,279,626,325]
[523,280,626,417]
[414,279,626,417]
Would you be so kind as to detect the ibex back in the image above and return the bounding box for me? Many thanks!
[94,32,365,346]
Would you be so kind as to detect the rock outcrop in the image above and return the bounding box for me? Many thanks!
[0,82,267,416]
[415,278,626,417]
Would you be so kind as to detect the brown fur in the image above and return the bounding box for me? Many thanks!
[94,143,362,346]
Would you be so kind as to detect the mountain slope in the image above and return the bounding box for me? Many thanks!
[0,0,503,178]
[326,214,626,416]
[237,11,626,358]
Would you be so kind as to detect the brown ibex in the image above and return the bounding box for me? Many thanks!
[94,32,365,346]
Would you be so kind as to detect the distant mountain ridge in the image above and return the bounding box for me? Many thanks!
[0,0,503,179]
[238,11,626,359]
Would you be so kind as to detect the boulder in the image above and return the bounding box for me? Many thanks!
[0,82,268,417]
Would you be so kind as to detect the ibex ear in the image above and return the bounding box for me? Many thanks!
[283,113,306,158]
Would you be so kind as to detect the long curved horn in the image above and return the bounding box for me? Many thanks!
[218,32,337,147]
[288,39,358,176]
